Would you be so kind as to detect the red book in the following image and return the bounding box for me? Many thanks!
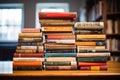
[14,53,44,57]
[38,12,77,20]
[47,35,75,39]
[22,28,40,33]
[78,62,106,66]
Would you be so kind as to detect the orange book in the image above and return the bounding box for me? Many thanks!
[22,28,40,33]
[77,34,106,39]
[19,33,42,38]
[42,26,73,32]
[13,61,42,66]
[78,62,106,66]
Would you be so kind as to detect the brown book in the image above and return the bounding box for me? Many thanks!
[41,22,74,26]
[16,49,36,53]
[77,34,106,39]
[14,53,44,57]
[19,33,42,38]
[75,42,105,46]
[45,66,77,70]
[13,61,42,66]
[42,26,73,32]
[19,38,42,42]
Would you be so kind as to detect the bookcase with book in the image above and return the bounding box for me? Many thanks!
[86,0,120,61]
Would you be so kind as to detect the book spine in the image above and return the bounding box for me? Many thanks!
[47,35,75,39]
[78,62,106,66]
[13,58,44,61]
[46,40,75,44]
[18,42,43,46]
[42,27,73,32]
[77,34,106,39]
[19,33,42,38]
[45,53,76,57]
[14,66,43,70]
[77,57,109,62]
[44,61,77,66]
[39,12,77,19]
[79,66,107,70]
[45,66,77,70]
[14,53,44,57]
[16,49,37,53]
[41,22,74,26]
[77,46,106,49]
[75,30,102,34]
[77,53,110,57]
[46,49,76,53]
[19,38,42,42]
[22,28,40,33]
[17,46,37,50]
[13,61,43,66]
[75,42,106,46]
[46,57,76,62]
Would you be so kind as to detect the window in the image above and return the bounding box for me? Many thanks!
[36,3,69,28]
[0,4,24,42]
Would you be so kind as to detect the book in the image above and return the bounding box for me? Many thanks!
[19,38,42,42]
[14,66,43,70]
[17,46,38,50]
[75,42,106,46]
[14,53,44,57]
[19,33,42,38]
[45,65,77,70]
[77,46,106,49]
[77,49,109,53]
[17,42,43,46]
[77,34,106,39]
[40,22,74,26]
[39,12,77,20]
[75,22,104,30]
[13,58,44,61]
[22,28,40,33]
[46,39,75,44]
[78,62,106,66]
[46,57,76,62]
[77,53,110,57]
[79,65,107,70]
[45,49,76,53]
[13,61,43,66]
[42,26,73,32]
[77,57,109,62]
[45,53,76,57]
[46,35,75,39]
[16,49,37,53]
[75,30,103,34]
[44,61,77,66]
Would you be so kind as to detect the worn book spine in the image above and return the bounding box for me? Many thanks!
[78,62,106,66]
[79,65,107,70]
[75,30,102,34]
[40,22,74,26]
[17,42,43,46]
[77,57,109,62]
[46,35,75,39]
[42,27,73,32]
[19,33,42,38]
[40,19,73,23]
[13,58,44,61]
[22,28,40,33]
[77,46,106,49]
[17,46,37,50]
[77,34,106,39]
[45,65,77,70]
[14,66,43,70]
[14,53,44,57]
[46,57,76,62]
[77,49,109,53]
[39,12,77,19]
[75,42,106,46]
[44,61,77,66]
[46,49,76,53]
[16,49,37,53]
[46,39,75,44]
[45,53,76,57]
[77,53,110,57]
[13,61,43,66]
[19,38,42,42]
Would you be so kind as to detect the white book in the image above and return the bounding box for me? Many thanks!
[13,58,44,61]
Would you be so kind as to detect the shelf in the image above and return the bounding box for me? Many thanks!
[107,12,120,19]
[0,61,120,77]
[107,12,120,16]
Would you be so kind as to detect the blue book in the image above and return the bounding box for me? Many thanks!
[45,53,76,57]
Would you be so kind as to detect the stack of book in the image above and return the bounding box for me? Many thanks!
[75,22,110,70]
[39,12,77,70]
[13,28,44,70]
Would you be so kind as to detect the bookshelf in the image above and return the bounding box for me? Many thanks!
[86,0,120,57]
